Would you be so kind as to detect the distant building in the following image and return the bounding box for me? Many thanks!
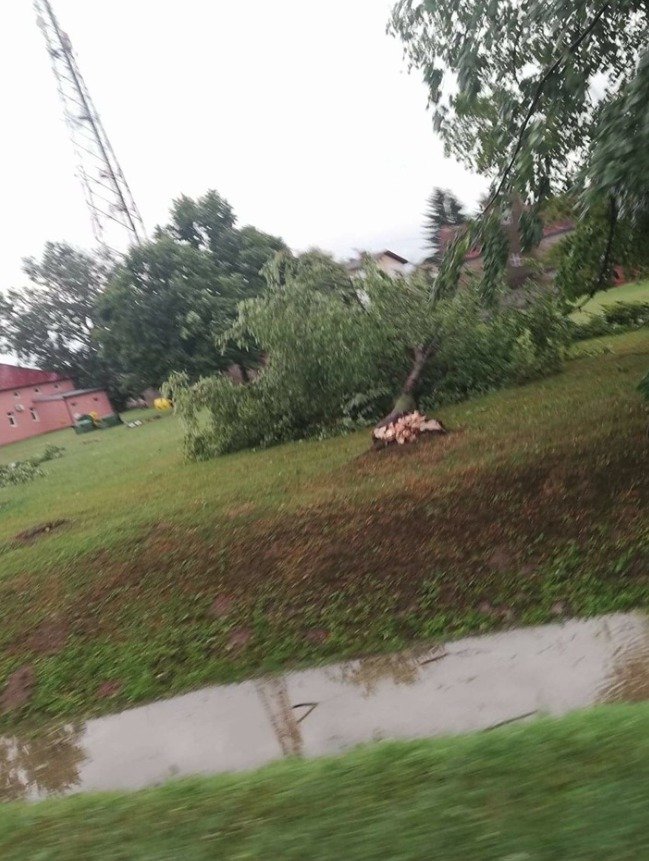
[0,363,114,447]
[345,250,409,279]
[425,201,575,289]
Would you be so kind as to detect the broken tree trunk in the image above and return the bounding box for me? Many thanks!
[374,344,436,430]
[372,343,447,447]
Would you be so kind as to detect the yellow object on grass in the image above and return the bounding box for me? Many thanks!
[154,398,173,412]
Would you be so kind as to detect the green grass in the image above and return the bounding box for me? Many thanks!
[2,704,649,859]
[571,278,649,321]
[0,329,647,729]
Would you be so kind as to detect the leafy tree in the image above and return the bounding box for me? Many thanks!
[0,242,115,391]
[424,188,467,253]
[263,248,357,299]
[95,238,235,392]
[390,0,649,295]
[237,226,291,296]
[163,190,241,273]
[96,191,286,392]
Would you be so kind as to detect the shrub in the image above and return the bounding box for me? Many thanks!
[0,446,65,489]
[603,300,649,327]
[568,316,614,342]
[568,300,649,341]
[0,461,44,489]
[32,445,66,466]
[421,290,569,408]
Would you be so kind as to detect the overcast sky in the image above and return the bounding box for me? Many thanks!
[1,0,485,295]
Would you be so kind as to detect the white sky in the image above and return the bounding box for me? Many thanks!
[1,0,484,296]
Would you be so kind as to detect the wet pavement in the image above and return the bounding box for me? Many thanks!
[2,612,649,802]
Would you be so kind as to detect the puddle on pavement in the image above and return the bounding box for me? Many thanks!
[2,612,649,802]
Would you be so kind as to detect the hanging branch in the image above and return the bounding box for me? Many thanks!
[484,2,611,213]
[572,192,619,313]
[594,193,619,293]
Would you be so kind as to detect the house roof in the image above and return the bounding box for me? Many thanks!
[377,250,408,264]
[345,249,409,271]
[33,388,103,403]
[0,363,69,393]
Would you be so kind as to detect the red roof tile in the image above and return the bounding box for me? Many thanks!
[0,363,69,393]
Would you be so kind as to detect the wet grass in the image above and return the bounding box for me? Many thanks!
[571,278,649,321]
[0,329,647,729]
[2,704,649,859]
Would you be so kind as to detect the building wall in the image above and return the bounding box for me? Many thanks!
[66,391,114,420]
[376,255,407,278]
[0,383,74,446]
[0,381,113,448]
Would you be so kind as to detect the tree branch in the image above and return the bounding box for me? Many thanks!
[573,193,619,312]
[484,2,611,213]
[594,193,618,293]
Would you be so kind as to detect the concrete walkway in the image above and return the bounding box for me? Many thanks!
[2,612,648,802]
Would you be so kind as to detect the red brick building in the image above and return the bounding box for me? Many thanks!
[0,363,114,447]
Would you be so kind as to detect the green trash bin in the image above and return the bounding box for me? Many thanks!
[74,418,95,435]
[101,413,122,429]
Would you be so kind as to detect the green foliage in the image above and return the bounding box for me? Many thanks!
[539,195,576,226]
[478,211,509,304]
[423,188,467,253]
[568,315,613,342]
[519,207,544,253]
[422,290,569,408]
[0,461,44,489]
[170,266,425,456]
[95,191,286,392]
[95,238,229,393]
[0,445,64,489]
[390,1,649,298]
[173,258,569,456]
[569,301,649,341]
[0,243,118,397]
[390,1,647,195]
[603,301,649,328]
[31,445,66,466]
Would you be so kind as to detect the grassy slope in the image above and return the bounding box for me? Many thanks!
[2,705,649,860]
[0,329,647,729]
[571,278,649,321]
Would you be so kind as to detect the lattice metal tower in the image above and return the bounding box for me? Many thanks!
[34,0,146,250]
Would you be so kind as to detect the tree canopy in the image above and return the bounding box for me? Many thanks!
[1,191,286,397]
[0,242,113,391]
[424,188,467,253]
[93,191,286,392]
[390,0,649,296]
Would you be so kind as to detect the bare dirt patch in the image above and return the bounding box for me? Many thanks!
[98,681,123,699]
[0,665,35,715]
[227,628,252,651]
[208,595,235,619]
[24,619,69,657]
[62,427,648,641]
[14,520,69,544]
[305,629,330,645]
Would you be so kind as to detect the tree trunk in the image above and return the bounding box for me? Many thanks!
[374,343,436,430]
